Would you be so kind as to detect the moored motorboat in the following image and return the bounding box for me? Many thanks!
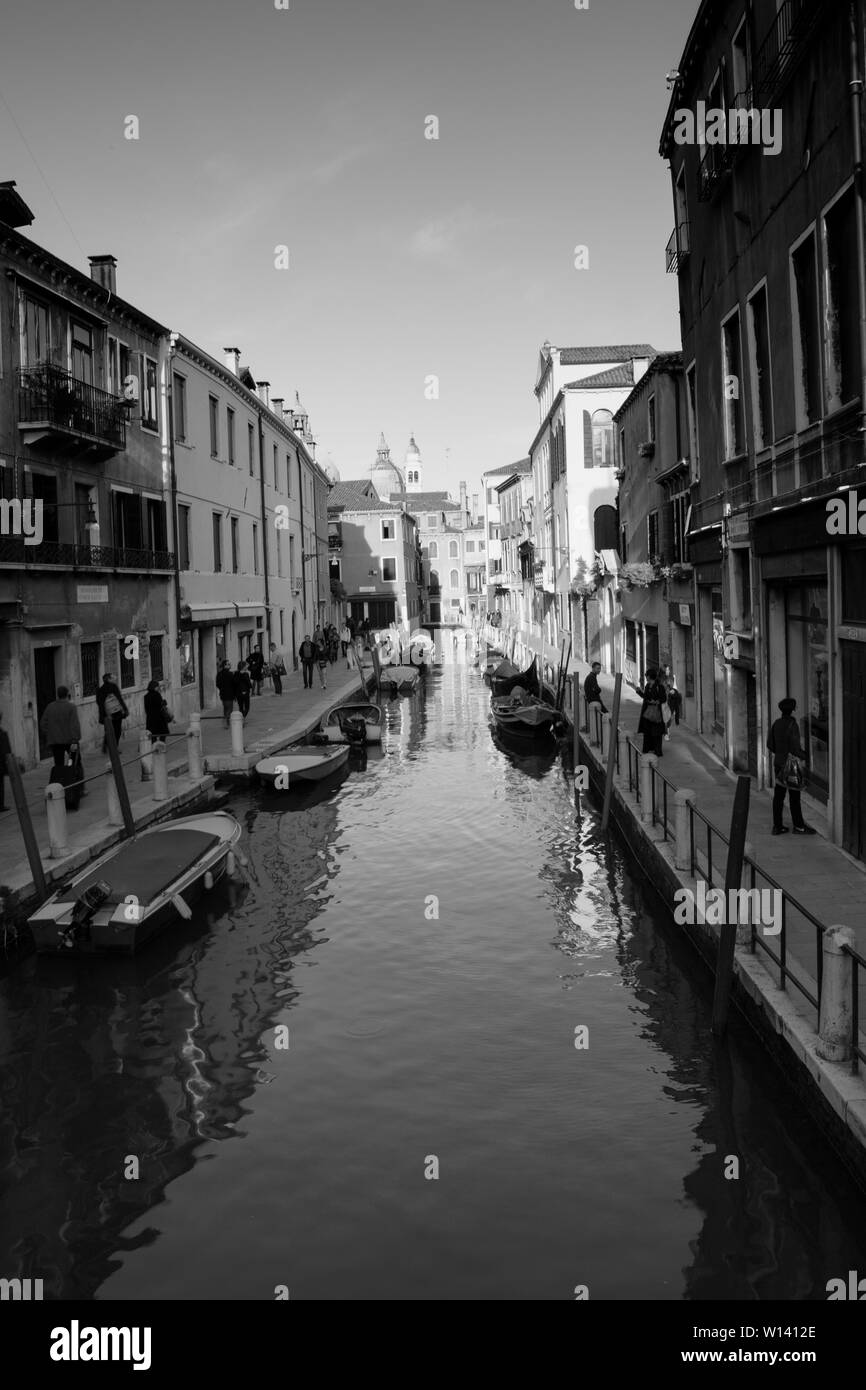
[256,743,350,786]
[490,686,559,739]
[319,701,383,744]
[378,665,420,693]
[28,810,243,955]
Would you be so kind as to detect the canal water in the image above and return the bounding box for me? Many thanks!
[2,645,866,1301]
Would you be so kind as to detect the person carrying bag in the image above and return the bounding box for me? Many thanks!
[768,696,815,835]
[638,668,667,757]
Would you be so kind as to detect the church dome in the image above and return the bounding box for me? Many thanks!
[371,432,404,500]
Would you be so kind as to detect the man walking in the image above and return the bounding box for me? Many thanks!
[96,673,128,753]
[248,646,264,697]
[299,634,316,689]
[269,643,286,695]
[234,661,252,719]
[216,660,236,728]
[768,696,817,835]
[40,686,81,770]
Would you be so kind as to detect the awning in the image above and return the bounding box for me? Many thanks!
[234,601,266,614]
[186,603,237,623]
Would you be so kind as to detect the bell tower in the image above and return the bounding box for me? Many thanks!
[405,434,422,492]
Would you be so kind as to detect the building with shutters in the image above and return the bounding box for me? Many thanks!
[326,479,421,631]
[0,182,173,766]
[659,0,866,859]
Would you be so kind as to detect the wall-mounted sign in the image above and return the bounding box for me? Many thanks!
[77,585,109,603]
[679,604,691,626]
[359,586,377,593]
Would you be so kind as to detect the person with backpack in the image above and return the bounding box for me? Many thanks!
[97,672,128,753]
[234,661,252,719]
[637,667,667,757]
[216,660,236,727]
[299,635,316,689]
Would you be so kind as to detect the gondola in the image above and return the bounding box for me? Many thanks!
[28,810,243,955]
[490,686,559,739]
[319,701,383,745]
[490,655,539,697]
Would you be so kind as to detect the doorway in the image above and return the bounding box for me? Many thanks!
[841,642,866,862]
[34,646,59,758]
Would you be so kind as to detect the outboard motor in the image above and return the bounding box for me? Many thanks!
[342,715,367,746]
[60,879,112,949]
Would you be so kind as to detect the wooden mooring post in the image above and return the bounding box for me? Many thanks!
[102,715,136,838]
[711,774,751,1037]
[5,751,47,898]
[600,673,623,834]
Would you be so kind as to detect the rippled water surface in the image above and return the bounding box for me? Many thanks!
[2,647,866,1300]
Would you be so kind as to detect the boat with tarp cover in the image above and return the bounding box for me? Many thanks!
[319,701,383,744]
[28,810,242,955]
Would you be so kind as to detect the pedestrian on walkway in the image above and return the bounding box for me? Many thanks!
[638,668,667,757]
[299,635,316,689]
[340,621,352,666]
[583,662,608,715]
[144,679,172,744]
[0,712,15,812]
[248,646,264,696]
[327,624,339,664]
[234,661,252,719]
[662,666,682,727]
[40,686,81,770]
[315,636,329,689]
[97,673,128,753]
[216,660,236,727]
[269,643,286,695]
[768,696,816,835]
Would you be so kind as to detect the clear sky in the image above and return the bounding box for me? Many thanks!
[0,0,698,500]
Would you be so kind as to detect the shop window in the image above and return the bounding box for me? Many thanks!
[784,582,829,791]
[712,592,726,732]
[842,544,866,623]
[791,232,822,427]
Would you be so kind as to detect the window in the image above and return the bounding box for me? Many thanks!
[791,231,822,427]
[647,395,656,444]
[429,568,440,590]
[489,522,500,541]
[286,453,292,495]
[81,640,100,697]
[71,322,93,385]
[465,539,475,552]
[746,283,773,450]
[273,442,278,488]
[252,522,259,574]
[449,540,458,558]
[213,512,222,572]
[330,556,341,583]
[486,487,495,504]
[178,503,191,569]
[625,619,636,661]
[173,373,187,442]
[429,540,438,559]
[382,558,397,582]
[670,490,688,563]
[149,634,164,682]
[479,540,485,552]
[248,421,255,474]
[209,396,219,457]
[731,15,751,103]
[824,186,860,410]
[276,529,284,577]
[620,526,628,563]
[25,470,59,543]
[118,637,136,689]
[619,428,626,469]
[674,164,689,258]
[180,629,196,686]
[145,497,167,552]
[592,409,614,466]
[231,516,239,573]
[722,309,745,458]
[686,362,700,479]
[113,490,142,549]
[426,515,438,528]
[381,519,395,541]
[647,510,659,560]
[19,294,50,367]
[279,609,285,645]
[449,568,459,589]
[141,356,158,430]
[227,407,235,465]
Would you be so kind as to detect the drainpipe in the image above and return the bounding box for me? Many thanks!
[166,338,184,674]
[297,455,306,624]
[257,412,271,649]
[851,1,866,437]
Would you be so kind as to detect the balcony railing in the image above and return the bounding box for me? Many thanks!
[753,0,823,110]
[665,220,690,274]
[0,538,174,569]
[18,364,126,452]
[697,145,732,202]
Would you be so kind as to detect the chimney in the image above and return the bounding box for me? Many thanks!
[472,493,479,522]
[271,397,284,417]
[224,347,241,376]
[88,255,117,295]
[258,380,270,408]
[459,480,468,522]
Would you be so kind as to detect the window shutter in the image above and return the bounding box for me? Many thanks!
[583,411,593,467]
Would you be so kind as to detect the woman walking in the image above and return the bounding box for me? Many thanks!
[234,661,252,719]
[340,621,352,667]
[97,672,128,753]
[315,635,329,689]
[638,667,667,757]
[144,679,172,744]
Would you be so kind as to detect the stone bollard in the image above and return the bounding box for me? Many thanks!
[588,701,602,746]
[139,729,153,781]
[230,710,245,756]
[817,925,856,1064]
[674,788,695,871]
[640,753,656,824]
[151,740,168,801]
[601,712,611,758]
[105,763,123,826]
[187,714,203,781]
[45,783,69,858]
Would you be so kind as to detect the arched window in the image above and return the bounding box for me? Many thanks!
[594,503,618,551]
[449,568,459,589]
[592,409,614,467]
[429,540,438,559]
[429,568,440,590]
[449,540,458,558]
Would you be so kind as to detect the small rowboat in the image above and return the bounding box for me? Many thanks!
[320,701,383,744]
[28,811,243,955]
[377,665,420,694]
[490,655,539,697]
[256,743,350,787]
[491,687,559,739]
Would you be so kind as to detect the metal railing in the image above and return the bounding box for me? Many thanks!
[0,537,174,569]
[665,221,690,274]
[18,364,126,449]
[753,0,822,109]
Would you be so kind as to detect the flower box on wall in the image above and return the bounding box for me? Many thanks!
[637,442,655,458]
